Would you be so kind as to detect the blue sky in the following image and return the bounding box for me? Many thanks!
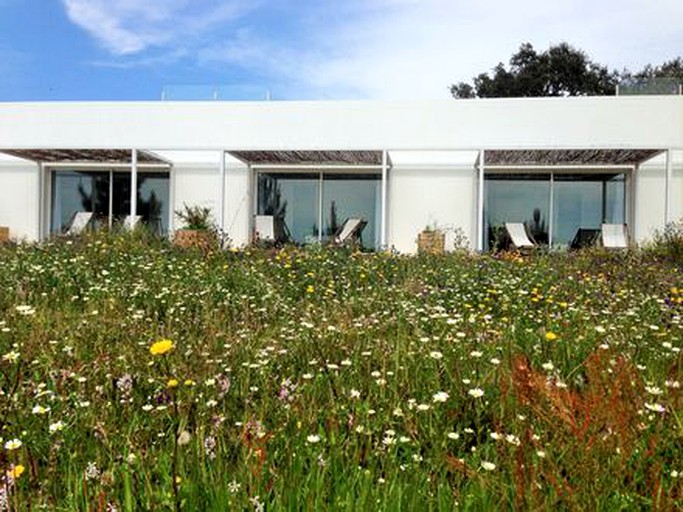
[1,0,682,101]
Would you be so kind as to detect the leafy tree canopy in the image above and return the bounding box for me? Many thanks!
[450,42,681,98]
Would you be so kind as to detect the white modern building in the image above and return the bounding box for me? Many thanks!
[0,96,681,253]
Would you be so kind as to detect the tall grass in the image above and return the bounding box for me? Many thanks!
[0,233,681,510]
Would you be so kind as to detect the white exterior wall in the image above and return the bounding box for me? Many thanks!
[634,150,683,244]
[0,160,40,241]
[223,164,251,247]
[170,161,251,247]
[389,165,476,253]
[1,97,681,151]
[172,165,220,231]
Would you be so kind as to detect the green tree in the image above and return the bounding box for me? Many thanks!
[450,42,619,98]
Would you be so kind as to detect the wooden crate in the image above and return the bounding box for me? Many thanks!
[0,226,9,243]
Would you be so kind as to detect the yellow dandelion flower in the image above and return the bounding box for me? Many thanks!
[7,464,25,479]
[167,378,179,388]
[306,285,315,294]
[545,332,558,342]
[150,339,174,356]
[184,379,195,387]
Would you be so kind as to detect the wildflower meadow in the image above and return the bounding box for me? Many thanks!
[0,232,681,510]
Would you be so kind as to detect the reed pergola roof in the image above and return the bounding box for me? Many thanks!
[229,150,385,166]
[0,149,169,165]
[484,149,663,167]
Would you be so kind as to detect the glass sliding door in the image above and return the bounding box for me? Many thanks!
[483,171,627,251]
[51,170,170,235]
[322,174,380,249]
[484,174,550,251]
[256,171,381,249]
[257,173,320,244]
[552,173,626,249]
[138,173,170,234]
[51,171,109,233]
[112,172,170,234]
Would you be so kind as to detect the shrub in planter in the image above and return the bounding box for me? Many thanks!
[173,204,218,250]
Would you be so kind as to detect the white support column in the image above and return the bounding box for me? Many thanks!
[36,162,43,239]
[249,164,256,243]
[219,150,226,246]
[130,149,138,218]
[318,171,323,242]
[665,149,672,225]
[108,170,114,229]
[627,165,637,237]
[548,172,554,247]
[477,150,485,251]
[381,150,388,249]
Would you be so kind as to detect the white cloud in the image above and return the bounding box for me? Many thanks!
[61,0,255,55]
[62,0,683,99]
[285,0,683,99]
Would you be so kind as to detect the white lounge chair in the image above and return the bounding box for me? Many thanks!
[334,218,367,245]
[601,223,629,249]
[254,215,287,243]
[122,215,142,230]
[65,211,94,236]
[504,222,536,250]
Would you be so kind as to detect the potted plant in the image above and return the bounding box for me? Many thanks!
[173,204,217,250]
[417,223,445,254]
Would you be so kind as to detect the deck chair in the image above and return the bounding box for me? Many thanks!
[65,211,94,236]
[333,218,367,245]
[601,223,629,249]
[569,228,601,250]
[504,222,536,251]
[254,215,287,243]
[122,215,142,230]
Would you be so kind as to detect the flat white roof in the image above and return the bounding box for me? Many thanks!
[0,97,681,152]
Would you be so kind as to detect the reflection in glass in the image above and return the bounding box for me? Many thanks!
[138,173,170,234]
[51,171,109,233]
[484,172,627,251]
[112,172,169,234]
[257,173,319,244]
[552,174,625,248]
[322,174,380,249]
[51,170,169,234]
[485,174,550,251]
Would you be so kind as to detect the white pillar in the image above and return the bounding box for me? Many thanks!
[665,149,672,225]
[628,165,637,238]
[381,150,388,249]
[108,169,114,228]
[37,162,43,239]
[477,150,485,251]
[318,171,323,242]
[130,149,138,218]
[548,172,554,247]
[219,150,226,246]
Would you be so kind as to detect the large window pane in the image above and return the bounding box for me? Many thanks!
[322,174,380,249]
[552,173,626,249]
[257,173,319,244]
[485,174,550,250]
[605,175,626,224]
[51,171,109,234]
[138,173,170,234]
[112,172,170,234]
[51,170,169,235]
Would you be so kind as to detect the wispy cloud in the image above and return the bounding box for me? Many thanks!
[61,0,256,55]
[62,0,683,99]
